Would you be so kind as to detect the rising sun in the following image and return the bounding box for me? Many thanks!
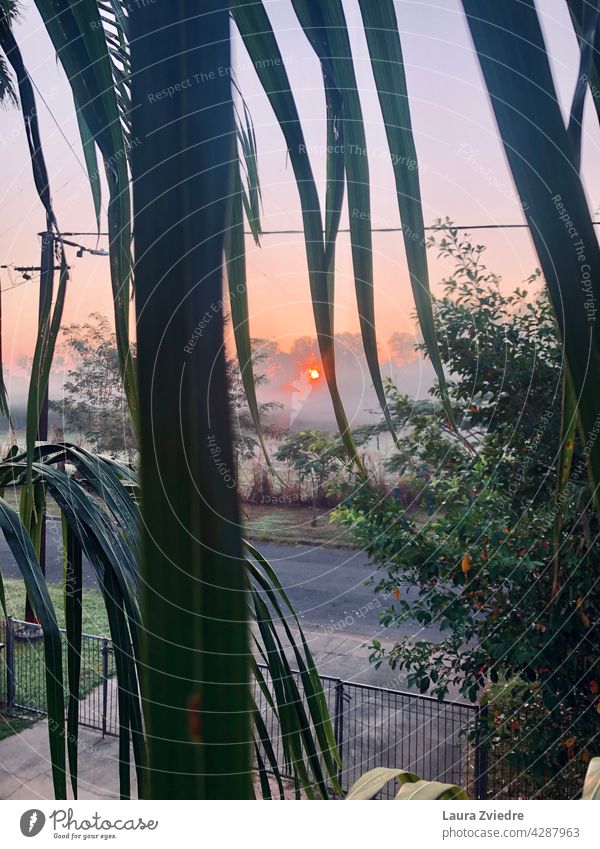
[308,366,321,381]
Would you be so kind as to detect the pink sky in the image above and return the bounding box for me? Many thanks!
[0,0,598,405]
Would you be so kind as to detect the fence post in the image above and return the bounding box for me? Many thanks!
[334,680,345,792]
[101,639,109,737]
[474,705,489,800]
[6,616,15,711]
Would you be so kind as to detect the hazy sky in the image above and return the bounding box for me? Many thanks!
[0,0,598,406]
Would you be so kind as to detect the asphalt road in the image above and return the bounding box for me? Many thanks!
[0,523,442,643]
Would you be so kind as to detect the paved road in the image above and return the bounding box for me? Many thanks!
[248,541,443,643]
[0,524,442,644]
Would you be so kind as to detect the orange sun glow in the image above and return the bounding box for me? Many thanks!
[308,366,321,381]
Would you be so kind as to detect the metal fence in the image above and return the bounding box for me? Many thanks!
[0,616,484,797]
[0,617,118,736]
[253,665,481,798]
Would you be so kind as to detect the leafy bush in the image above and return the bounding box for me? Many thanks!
[335,225,600,795]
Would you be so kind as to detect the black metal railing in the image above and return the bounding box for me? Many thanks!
[0,617,118,735]
[1,616,485,797]
[252,664,479,798]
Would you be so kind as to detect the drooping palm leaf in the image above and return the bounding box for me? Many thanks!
[346,766,467,800]
[231,0,365,474]
[462,0,600,514]
[226,124,273,472]
[34,0,137,429]
[129,1,252,799]
[566,2,600,172]
[0,12,56,227]
[358,0,456,430]
[567,0,600,129]
[0,444,339,799]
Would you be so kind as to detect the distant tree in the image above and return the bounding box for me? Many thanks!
[50,313,136,458]
[52,314,279,470]
[388,331,418,366]
[227,347,281,475]
[275,430,345,525]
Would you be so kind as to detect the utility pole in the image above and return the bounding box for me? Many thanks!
[24,223,54,623]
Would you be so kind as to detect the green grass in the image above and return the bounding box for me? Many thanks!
[242,504,356,548]
[3,484,357,550]
[3,578,109,635]
[0,712,35,741]
[2,579,113,715]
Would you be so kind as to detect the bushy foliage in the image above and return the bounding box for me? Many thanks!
[275,430,346,522]
[335,224,600,794]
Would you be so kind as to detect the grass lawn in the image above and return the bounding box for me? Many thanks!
[242,503,356,548]
[3,484,356,549]
[3,578,110,636]
[0,712,35,741]
[2,580,114,717]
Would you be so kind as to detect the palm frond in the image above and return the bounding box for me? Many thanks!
[0,444,339,799]
[463,0,600,514]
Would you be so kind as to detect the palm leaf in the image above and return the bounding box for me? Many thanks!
[12,444,340,798]
[566,2,600,172]
[291,0,404,444]
[63,517,83,799]
[462,0,600,514]
[1,444,338,799]
[0,496,66,798]
[0,284,12,422]
[582,756,600,799]
[346,767,467,800]
[25,252,68,489]
[567,0,600,129]
[231,0,365,474]
[129,1,251,799]
[358,0,456,430]
[34,0,137,429]
[75,108,101,234]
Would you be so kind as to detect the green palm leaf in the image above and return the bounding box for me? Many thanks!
[231,0,365,473]
[34,0,137,429]
[358,0,455,430]
[291,0,403,443]
[0,496,66,799]
[463,0,600,513]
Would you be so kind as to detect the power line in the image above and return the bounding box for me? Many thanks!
[252,222,600,234]
[0,215,592,293]
[49,221,600,238]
